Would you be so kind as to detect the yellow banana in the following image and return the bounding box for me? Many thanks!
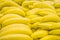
[0,34,33,40]
[12,0,25,4]
[32,22,40,29]
[26,15,39,19]
[0,0,20,10]
[43,1,54,5]
[40,35,60,40]
[54,0,60,8]
[56,9,60,16]
[0,24,32,36]
[22,1,39,9]
[49,29,60,35]
[1,24,30,31]
[22,1,55,9]
[32,22,60,30]
[33,1,55,9]
[31,17,42,23]
[1,7,25,16]
[2,18,31,26]
[56,9,60,13]
[27,8,56,16]
[41,14,60,22]
[31,30,48,39]
[0,25,2,29]
[31,14,60,23]
[0,14,22,24]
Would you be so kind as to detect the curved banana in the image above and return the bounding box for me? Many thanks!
[0,25,2,29]
[40,35,60,40]
[27,8,56,16]
[41,14,60,22]
[31,17,42,23]
[0,24,32,36]
[43,1,54,5]
[56,9,60,13]
[54,0,60,8]
[56,9,60,16]
[22,1,39,9]
[32,22,40,29]
[31,30,48,39]
[0,0,20,10]
[1,7,25,16]
[1,24,30,31]
[32,22,60,30]
[0,14,22,24]
[33,1,55,10]
[2,18,31,26]
[22,1,55,9]
[26,15,39,19]
[31,14,60,23]
[12,0,25,4]
[0,34,33,40]
[49,29,60,35]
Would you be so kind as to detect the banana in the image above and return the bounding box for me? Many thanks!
[0,24,32,36]
[31,17,42,23]
[54,0,60,8]
[0,14,22,24]
[40,35,60,40]
[56,9,60,16]
[1,7,25,16]
[22,1,39,9]
[49,29,60,35]
[56,9,60,13]
[0,25,2,30]
[41,14,60,22]
[31,14,60,23]
[0,34,33,40]
[22,1,55,9]
[0,0,20,10]
[44,0,54,1]
[2,18,31,26]
[1,24,30,31]
[32,22,60,30]
[31,30,48,39]
[12,0,25,4]
[26,0,44,1]
[26,15,39,19]
[33,1,55,9]
[32,22,40,29]
[27,8,56,16]
[0,1,28,12]
[43,1,54,5]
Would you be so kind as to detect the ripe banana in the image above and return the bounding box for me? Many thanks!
[54,0,60,8]
[31,30,48,39]
[40,35,60,40]
[2,18,31,26]
[0,0,20,10]
[32,22,60,30]
[11,0,25,4]
[1,7,25,16]
[41,14,60,22]
[27,8,56,16]
[0,14,22,24]
[0,34,33,40]
[49,29,60,35]
[33,1,55,9]
[0,24,32,36]
[22,1,55,9]
[1,24,30,31]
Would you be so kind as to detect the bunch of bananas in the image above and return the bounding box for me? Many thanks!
[0,0,60,40]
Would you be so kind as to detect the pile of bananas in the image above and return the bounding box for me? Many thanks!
[0,0,60,40]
